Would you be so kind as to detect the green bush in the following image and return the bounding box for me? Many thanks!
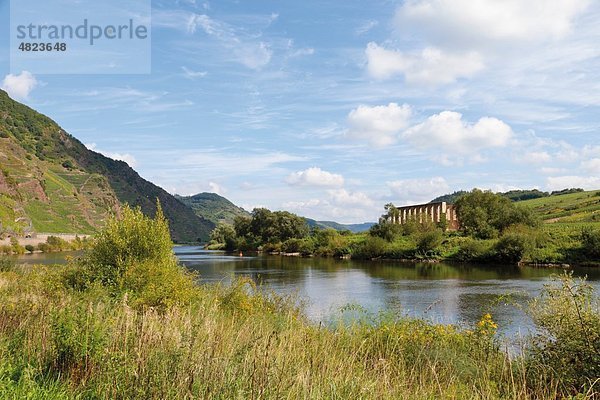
[9,237,25,255]
[454,238,492,262]
[311,228,350,257]
[0,257,15,272]
[82,203,196,309]
[46,236,69,252]
[415,229,443,256]
[24,244,35,253]
[492,232,531,263]
[37,243,51,253]
[352,236,388,259]
[580,228,600,258]
[209,223,237,250]
[281,238,302,253]
[0,244,13,255]
[527,274,600,395]
[368,222,402,242]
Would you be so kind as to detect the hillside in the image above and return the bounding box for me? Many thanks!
[519,189,600,224]
[176,192,249,225]
[0,90,214,242]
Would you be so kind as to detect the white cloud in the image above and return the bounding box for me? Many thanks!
[387,177,450,205]
[1,71,38,100]
[365,43,484,84]
[176,150,306,176]
[347,102,412,147]
[395,0,590,46]
[402,111,513,155]
[356,20,379,35]
[327,188,375,207]
[286,167,345,187]
[539,167,566,175]
[282,189,377,223]
[181,66,207,79]
[85,143,138,168]
[581,158,600,174]
[546,175,600,191]
[187,14,272,69]
[523,151,551,164]
[208,181,226,195]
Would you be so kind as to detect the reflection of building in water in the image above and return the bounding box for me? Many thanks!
[384,201,460,231]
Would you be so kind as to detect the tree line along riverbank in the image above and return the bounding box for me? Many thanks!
[207,189,600,267]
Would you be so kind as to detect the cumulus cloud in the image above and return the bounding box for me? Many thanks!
[347,102,412,147]
[365,43,484,84]
[402,111,513,154]
[395,0,590,46]
[85,143,138,168]
[387,177,450,205]
[327,188,375,207]
[286,167,344,187]
[282,189,377,223]
[1,71,38,100]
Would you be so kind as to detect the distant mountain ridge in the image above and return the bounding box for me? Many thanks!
[176,192,249,225]
[0,89,214,242]
[304,218,375,233]
[178,192,375,233]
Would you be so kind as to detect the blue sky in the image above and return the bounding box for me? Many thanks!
[1,0,599,223]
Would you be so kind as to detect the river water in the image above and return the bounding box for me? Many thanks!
[16,246,600,338]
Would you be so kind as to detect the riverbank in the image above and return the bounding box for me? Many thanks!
[1,257,598,398]
[2,205,598,399]
[0,234,90,255]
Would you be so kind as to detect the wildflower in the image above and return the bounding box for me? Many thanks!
[476,313,498,336]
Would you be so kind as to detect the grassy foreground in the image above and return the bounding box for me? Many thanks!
[1,207,598,399]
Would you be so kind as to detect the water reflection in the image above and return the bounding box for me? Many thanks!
[175,246,600,337]
[14,246,600,338]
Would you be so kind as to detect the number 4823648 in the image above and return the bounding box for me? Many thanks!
[18,42,67,52]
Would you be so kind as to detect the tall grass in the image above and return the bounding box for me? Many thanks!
[3,265,598,399]
[0,206,597,399]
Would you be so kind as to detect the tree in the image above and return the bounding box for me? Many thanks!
[233,208,309,249]
[209,223,237,250]
[455,189,538,239]
[369,222,402,242]
[383,203,399,223]
[82,201,195,309]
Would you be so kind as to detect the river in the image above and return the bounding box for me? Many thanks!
[16,246,600,338]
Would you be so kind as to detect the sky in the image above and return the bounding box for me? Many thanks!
[0,0,599,223]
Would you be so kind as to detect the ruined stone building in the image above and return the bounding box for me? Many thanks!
[387,201,460,231]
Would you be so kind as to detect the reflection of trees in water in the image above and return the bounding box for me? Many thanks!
[361,262,526,281]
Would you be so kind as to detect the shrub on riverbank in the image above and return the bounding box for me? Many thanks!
[78,204,196,309]
[527,273,600,395]
[1,208,598,398]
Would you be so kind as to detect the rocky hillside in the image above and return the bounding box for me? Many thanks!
[0,90,214,243]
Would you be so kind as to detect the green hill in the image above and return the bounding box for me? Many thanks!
[176,192,249,225]
[0,90,214,242]
[519,189,600,224]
